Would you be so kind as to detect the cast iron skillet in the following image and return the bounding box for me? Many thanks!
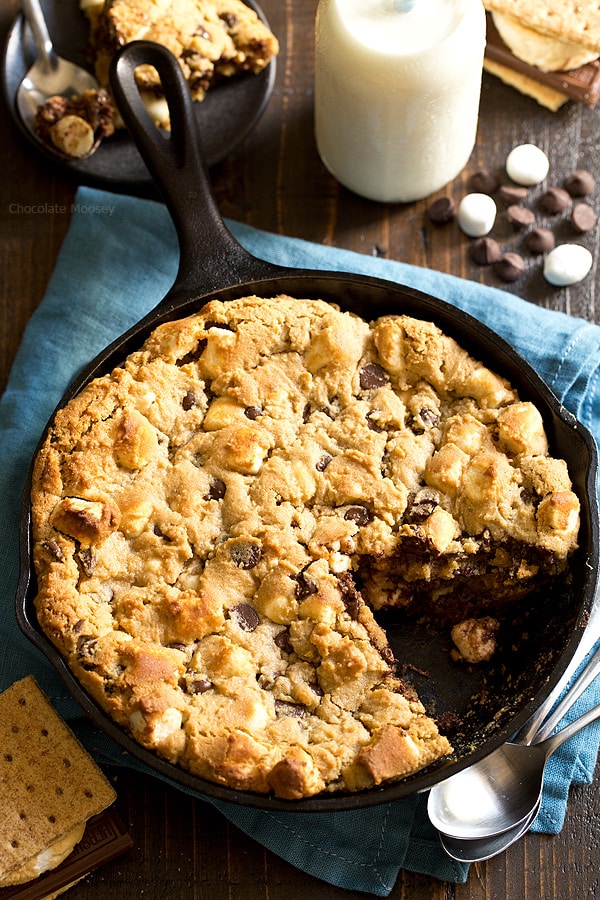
[15,41,600,812]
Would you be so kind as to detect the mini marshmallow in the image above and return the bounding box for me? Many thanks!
[543,244,593,286]
[505,144,549,186]
[49,115,95,159]
[457,193,497,237]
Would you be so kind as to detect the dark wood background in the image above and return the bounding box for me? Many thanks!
[1,1,599,897]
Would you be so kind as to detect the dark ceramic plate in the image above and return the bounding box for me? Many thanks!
[1,0,276,189]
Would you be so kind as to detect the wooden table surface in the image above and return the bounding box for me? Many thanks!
[2,1,599,897]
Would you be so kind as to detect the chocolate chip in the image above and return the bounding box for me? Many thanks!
[494,252,525,282]
[337,571,364,620]
[205,478,226,500]
[77,548,95,577]
[507,204,535,229]
[427,196,456,224]
[231,603,260,631]
[316,453,332,471]
[564,170,595,197]
[405,492,438,522]
[295,570,318,599]
[366,414,385,432]
[570,202,597,233]
[344,506,373,526]
[275,629,294,654]
[219,11,239,27]
[76,635,96,659]
[182,391,196,410]
[187,678,213,694]
[470,236,501,265]
[380,646,395,667]
[176,340,207,366]
[520,487,537,505]
[244,406,262,420]
[43,539,64,561]
[419,407,439,426]
[539,187,571,214]
[191,27,211,40]
[302,403,311,423]
[204,320,233,331]
[497,184,529,206]
[230,541,262,569]
[469,168,499,194]
[524,227,555,255]
[257,672,280,690]
[410,407,440,433]
[359,362,389,390]
[274,700,307,718]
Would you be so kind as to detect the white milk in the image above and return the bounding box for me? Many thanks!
[314,0,486,203]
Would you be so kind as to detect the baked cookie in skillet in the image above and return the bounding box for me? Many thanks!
[30,295,579,798]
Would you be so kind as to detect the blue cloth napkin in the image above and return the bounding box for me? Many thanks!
[2,185,600,895]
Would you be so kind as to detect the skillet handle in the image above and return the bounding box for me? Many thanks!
[109,41,282,304]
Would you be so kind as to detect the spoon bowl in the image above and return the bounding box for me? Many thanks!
[16,0,100,159]
[438,800,541,863]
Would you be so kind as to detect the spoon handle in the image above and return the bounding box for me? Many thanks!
[532,642,600,743]
[541,698,600,758]
[20,0,54,69]
[516,581,600,745]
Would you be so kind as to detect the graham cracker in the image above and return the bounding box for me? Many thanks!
[484,58,570,110]
[483,0,600,54]
[0,676,116,885]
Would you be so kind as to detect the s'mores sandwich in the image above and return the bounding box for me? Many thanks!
[483,0,600,110]
[0,677,128,898]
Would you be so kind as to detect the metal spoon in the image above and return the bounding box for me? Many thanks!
[435,686,600,863]
[15,0,101,158]
[425,597,600,836]
[428,690,600,842]
[431,641,600,860]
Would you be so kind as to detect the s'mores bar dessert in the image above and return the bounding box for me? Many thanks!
[30,296,580,799]
[0,677,121,895]
[33,0,279,156]
[83,0,279,112]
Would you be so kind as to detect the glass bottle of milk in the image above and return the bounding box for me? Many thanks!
[314,0,486,203]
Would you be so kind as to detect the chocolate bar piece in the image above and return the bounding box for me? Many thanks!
[0,808,132,900]
[485,13,600,109]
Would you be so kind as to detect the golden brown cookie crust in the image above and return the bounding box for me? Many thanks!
[31,295,580,798]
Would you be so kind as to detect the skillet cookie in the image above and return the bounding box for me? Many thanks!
[30,295,580,799]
